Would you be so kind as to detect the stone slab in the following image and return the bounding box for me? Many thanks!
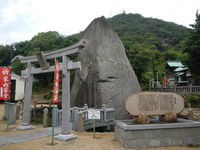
[0,137,11,146]
[3,130,50,143]
[55,133,77,141]
[0,127,61,146]
[16,125,32,130]
[126,92,184,116]
[115,119,200,148]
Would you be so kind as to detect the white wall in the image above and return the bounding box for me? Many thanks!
[11,75,25,100]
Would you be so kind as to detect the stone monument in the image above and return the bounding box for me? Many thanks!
[115,92,200,148]
[125,92,184,123]
[71,16,141,119]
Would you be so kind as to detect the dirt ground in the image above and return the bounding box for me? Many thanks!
[1,104,200,150]
[0,104,43,136]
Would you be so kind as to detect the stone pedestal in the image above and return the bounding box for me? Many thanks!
[115,119,200,148]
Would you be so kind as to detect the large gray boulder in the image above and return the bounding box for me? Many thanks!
[71,16,141,119]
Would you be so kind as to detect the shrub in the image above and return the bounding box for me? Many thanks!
[185,94,200,107]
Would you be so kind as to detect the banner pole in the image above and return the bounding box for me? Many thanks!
[6,99,10,131]
[48,60,59,146]
[51,102,55,145]
[6,67,11,131]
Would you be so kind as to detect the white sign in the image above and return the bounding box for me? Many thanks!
[88,110,100,120]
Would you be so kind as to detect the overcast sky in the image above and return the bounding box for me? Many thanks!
[0,0,199,45]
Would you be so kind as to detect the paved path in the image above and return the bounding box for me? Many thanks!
[0,127,61,146]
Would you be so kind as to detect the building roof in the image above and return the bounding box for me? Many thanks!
[167,61,184,68]
[176,72,185,76]
[11,73,25,80]
[174,67,188,72]
[177,81,188,83]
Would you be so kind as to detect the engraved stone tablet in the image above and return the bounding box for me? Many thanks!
[126,92,184,116]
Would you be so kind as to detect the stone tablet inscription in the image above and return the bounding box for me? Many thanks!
[126,92,184,116]
[138,94,157,111]
[159,94,174,111]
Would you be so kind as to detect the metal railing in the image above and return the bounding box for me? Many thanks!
[53,104,115,131]
[152,85,200,94]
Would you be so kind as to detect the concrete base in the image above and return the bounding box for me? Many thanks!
[55,133,77,141]
[16,125,32,130]
[115,119,200,148]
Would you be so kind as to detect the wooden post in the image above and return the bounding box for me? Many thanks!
[174,84,177,93]
[93,119,96,138]
[161,85,163,92]
[190,84,192,93]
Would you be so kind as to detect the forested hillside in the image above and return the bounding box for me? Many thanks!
[0,12,199,89]
[109,13,190,88]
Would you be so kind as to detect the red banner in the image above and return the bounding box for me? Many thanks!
[52,61,60,103]
[0,67,11,100]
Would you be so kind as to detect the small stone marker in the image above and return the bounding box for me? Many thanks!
[16,101,21,120]
[78,112,84,131]
[188,103,193,120]
[126,92,184,116]
[43,108,48,127]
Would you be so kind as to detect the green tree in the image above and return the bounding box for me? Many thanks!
[0,45,13,66]
[30,31,63,52]
[187,11,200,84]
[163,49,188,64]
[126,42,166,90]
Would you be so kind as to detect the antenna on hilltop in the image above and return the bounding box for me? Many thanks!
[110,9,112,17]
[12,44,16,51]
[123,10,126,14]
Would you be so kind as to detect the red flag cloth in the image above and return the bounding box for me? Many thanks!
[0,67,11,100]
[162,77,168,85]
[52,61,60,103]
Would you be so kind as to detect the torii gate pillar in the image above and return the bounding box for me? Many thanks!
[55,55,77,140]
